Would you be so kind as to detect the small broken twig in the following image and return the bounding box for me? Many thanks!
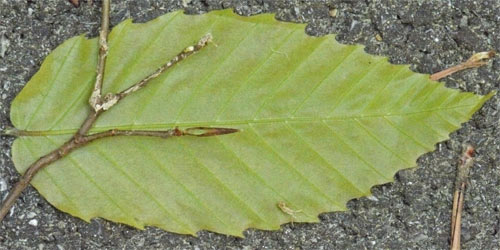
[450,145,475,250]
[110,33,213,109]
[85,127,239,141]
[430,51,495,81]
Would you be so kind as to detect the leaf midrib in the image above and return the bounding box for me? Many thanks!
[20,104,478,136]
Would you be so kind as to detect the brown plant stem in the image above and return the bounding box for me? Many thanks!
[0,139,80,220]
[0,127,238,221]
[84,127,239,140]
[100,33,213,110]
[88,0,111,112]
[0,0,230,223]
[430,51,495,81]
[75,110,101,140]
[450,145,475,250]
[118,34,212,99]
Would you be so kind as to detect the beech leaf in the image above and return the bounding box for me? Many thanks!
[9,10,493,236]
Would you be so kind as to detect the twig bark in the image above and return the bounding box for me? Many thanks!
[450,145,475,250]
[84,127,238,141]
[88,0,111,113]
[0,127,237,220]
[0,1,233,223]
[116,34,212,101]
[96,33,213,112]
[430,51,495,81]
[0,139,80,220]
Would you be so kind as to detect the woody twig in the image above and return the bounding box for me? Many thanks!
[0,0,236,222]
[450,145,475,250]
[88,0,111,113]
[430,51,495,81]
[97,33,213,111]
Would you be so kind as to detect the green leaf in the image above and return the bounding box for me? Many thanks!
[10,10,493,236]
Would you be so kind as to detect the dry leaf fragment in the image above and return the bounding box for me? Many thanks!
[329,8,338,17]
[278,201,302,225]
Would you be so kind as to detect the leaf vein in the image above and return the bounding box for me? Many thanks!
[24,39,80,128]
[214,136,294,224]
[289,45,360,117]
[321,120,390,180]
[382,116,433,151]
[250,38,328,119]
[130,18,221,125]
[359,66,407,115]
[23,142,80,215]
[134,141,226,233]
[284,122,366,197]
[327,57,386,116]
[108,11,183,93]
[173,22,260,123]
[177,139,269,227]
[44,137,133,224]
[354,118,412,165]
[47,78,94,130]
[92,145,193,232]
[19,104,484,136]
[400,81,441,112]
[434,111,460,130]
[247,123,337,213]
[214,28,298,120]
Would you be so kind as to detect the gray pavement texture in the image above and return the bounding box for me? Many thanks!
[0,0,499,249]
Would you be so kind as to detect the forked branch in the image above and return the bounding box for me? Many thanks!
[0,1,237,223]
[97,33,213,111]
